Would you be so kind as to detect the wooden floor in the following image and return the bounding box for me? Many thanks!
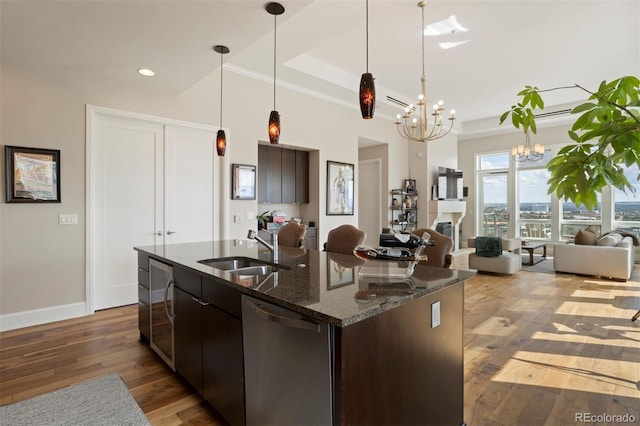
[1,265,639,425]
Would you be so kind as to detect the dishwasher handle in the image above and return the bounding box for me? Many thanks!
[247,300,321,333]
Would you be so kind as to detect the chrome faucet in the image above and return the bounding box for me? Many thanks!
[247,229,278,263]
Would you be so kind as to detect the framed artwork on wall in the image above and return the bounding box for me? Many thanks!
[404,178,416,194]
[326,160,354,215]
[231,164,256,200]
[5,145,61,203]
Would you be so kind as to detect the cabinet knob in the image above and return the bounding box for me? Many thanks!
[155,231,163,236]
[167,231,176,235]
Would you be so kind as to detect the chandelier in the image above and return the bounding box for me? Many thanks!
[512,130,544,162]
[395,1,456,143]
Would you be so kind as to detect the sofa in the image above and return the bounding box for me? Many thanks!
[553,229,636,281]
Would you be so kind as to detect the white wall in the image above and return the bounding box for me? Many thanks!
[0,59,405,321]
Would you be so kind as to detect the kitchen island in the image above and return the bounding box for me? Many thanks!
[135,240,472,426]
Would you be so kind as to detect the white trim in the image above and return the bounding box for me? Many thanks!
[358,158,382,239]
[459,114,575,140]
[0,302,87,332]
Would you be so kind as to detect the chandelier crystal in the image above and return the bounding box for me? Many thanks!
[512,130,544,162]
[395,1,456,142]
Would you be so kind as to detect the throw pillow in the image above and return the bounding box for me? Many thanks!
[596,233,623,246]
[575,227,598,245]
[475,236,502,257]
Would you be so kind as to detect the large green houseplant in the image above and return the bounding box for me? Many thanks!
[500,75,639,210]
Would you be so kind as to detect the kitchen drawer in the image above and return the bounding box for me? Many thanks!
[138,300,150,340]
[138,283,150,305]
[174,266,201,297]
[138,267,149,288]
[202,277,241,318]
[138,252,149,271]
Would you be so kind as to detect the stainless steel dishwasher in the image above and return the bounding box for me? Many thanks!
[242,295,332,426]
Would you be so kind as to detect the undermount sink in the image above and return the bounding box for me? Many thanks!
[198,257,272,271]
[229,265,275,276]
[198,257,288,275]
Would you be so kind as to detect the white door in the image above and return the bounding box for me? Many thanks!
[165,125,218,243]
[92,116,164,310]
[358,159,382,245]
[89,110,221,311]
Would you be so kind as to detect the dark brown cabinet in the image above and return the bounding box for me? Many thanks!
[173,271,245,426]
[281,148,296,203]
[266,146,282,203]
[295,150,309,203]
[137,252,150,341]
[202,304,245,426]
[174,267,203,395]
[258,145,309,204]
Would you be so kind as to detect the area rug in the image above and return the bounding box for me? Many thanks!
[521,258,555,274]
[0,373,150,426]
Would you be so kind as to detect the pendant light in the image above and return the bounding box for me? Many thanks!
[359,0,375,119]
[214,45,230,156]
[266,2,285,144]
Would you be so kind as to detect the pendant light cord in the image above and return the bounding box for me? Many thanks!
[365,0,369,73]
[421,3,425,78]
[219,52,223,127]
[273,13,277,110]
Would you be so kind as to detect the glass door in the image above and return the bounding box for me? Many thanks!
[479,172,509,238]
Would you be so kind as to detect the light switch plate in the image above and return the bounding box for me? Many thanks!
[59,214,78,225]
[431,301,440,328]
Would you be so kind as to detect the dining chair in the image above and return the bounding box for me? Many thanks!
[324,224,366,255]
[277,222,307,247]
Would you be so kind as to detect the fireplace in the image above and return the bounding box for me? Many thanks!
[428,200,466,252]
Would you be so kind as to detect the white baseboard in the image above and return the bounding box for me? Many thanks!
[0,302,88,332]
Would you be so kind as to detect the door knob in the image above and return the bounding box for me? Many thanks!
[167,231,176,235]
[156,231,162,236]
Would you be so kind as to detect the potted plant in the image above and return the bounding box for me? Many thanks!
[500,76,639,210]
[256,210,273,230]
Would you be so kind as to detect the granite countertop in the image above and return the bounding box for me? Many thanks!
[134,240,474,327]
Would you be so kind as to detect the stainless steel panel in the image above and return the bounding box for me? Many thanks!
[149,258,175,370]
[242,295,332,426]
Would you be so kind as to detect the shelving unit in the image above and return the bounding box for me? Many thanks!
[390,189,418,231]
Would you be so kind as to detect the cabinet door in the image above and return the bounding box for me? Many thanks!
[258,145,268,203]
[174,287,203,394]
[266,146,282,202]
[281,148,296,203]
[295,150,309,203]
[203,304,245,426]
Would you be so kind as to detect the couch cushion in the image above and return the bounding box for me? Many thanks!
[475,236,502,257]
[596,233,623,246]
[575,226,598,245]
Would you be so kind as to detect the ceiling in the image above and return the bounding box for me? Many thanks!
[2,0,638,135]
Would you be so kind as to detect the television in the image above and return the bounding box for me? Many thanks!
[437,167,463,200]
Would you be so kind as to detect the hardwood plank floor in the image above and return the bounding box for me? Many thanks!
[1,266,639,425]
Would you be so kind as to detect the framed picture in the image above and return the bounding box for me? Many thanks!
[231,164,256,200]
[5,145,61,203]
[326,161,354,215]
[404,178,416,194]
[327,257,355,289]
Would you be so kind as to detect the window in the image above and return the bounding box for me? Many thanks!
[613,163,640,236]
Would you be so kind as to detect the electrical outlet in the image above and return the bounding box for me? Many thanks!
[246,211,254,220]
[431,301,440,328]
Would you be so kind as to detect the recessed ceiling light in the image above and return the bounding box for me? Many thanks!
[137,68,155,77]
[424,15,468,36]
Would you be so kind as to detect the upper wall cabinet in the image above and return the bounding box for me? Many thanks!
[258,145,309,204]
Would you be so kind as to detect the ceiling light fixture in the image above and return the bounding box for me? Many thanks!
[214,45,230,157]
[137,68,155,77]
[359,0,375,119]
[512,130,544,162]
[266,2,285,145]
[395,1,456,143]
